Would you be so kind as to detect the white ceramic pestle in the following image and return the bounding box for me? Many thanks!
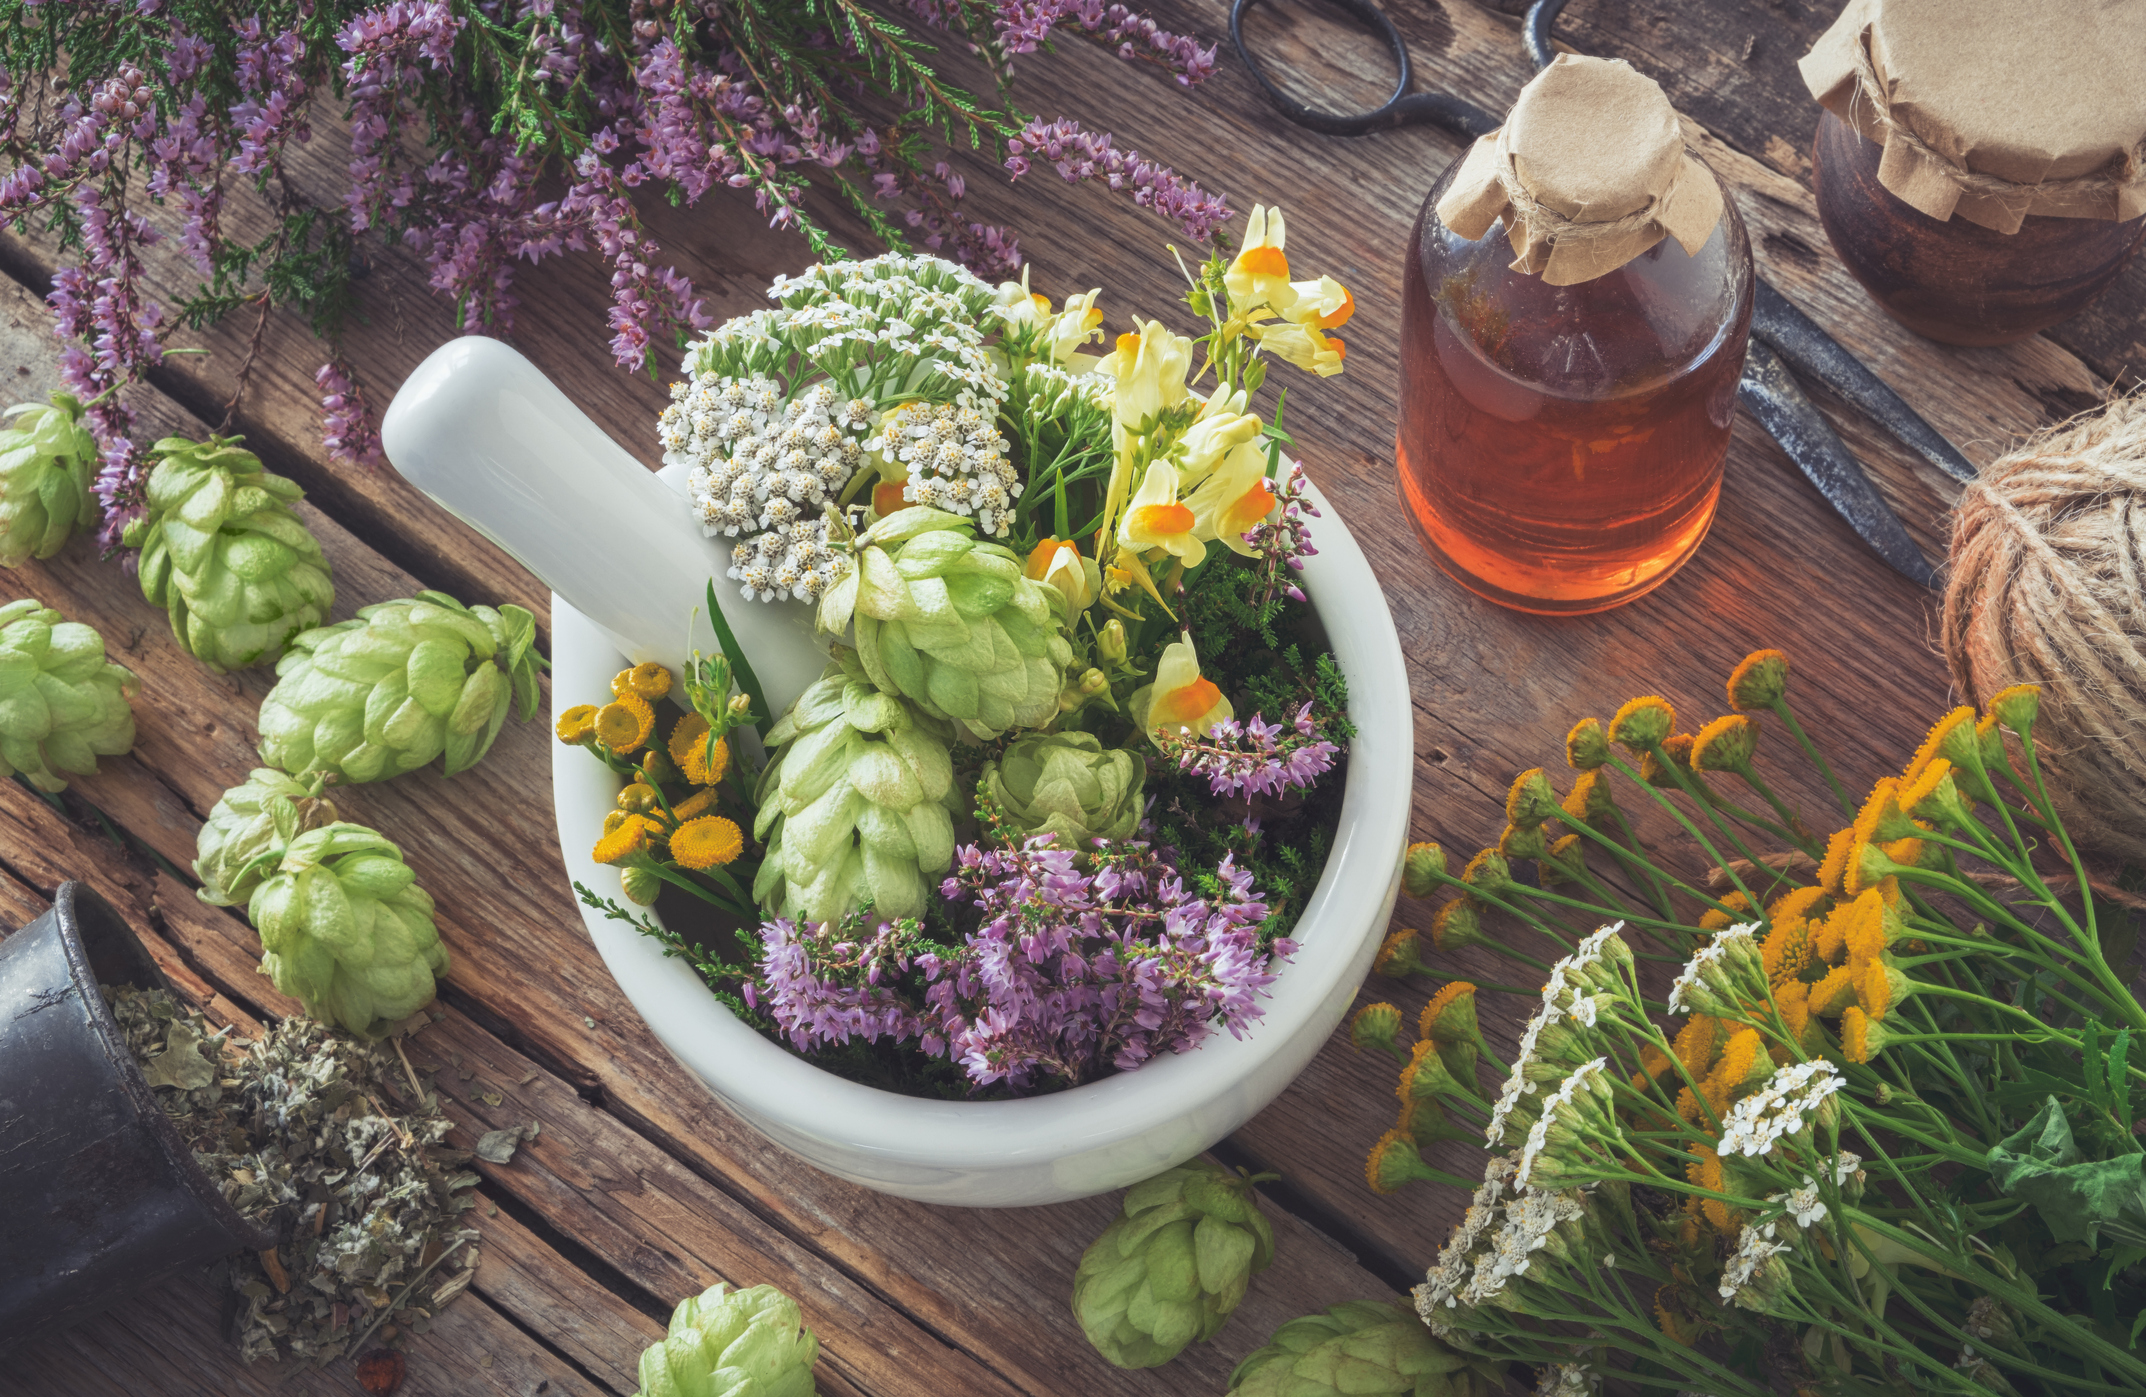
[379,335,828,716]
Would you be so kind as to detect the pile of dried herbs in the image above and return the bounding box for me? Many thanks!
[108,985,482,1362]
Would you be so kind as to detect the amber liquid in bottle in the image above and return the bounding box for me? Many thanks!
[1398,170,1753,615]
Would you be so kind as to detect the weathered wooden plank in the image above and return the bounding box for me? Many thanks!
[463,1197,669,1397]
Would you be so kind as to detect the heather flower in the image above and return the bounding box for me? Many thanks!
[1157,703,1342,801]
[753,835,1288,1092]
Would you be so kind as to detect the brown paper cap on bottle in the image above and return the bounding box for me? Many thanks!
[1433,55,1724,287]
[1800,0,2146,233]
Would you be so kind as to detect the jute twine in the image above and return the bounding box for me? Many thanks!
[1943,392,2146,862]
[1492,134,1686,247]
[1849,39,2144,215]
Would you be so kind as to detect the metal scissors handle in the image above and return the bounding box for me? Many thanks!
[1231,0,1970,588]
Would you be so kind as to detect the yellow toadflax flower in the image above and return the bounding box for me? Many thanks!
[1184,441,1279,554]
[1095,320,1193,433]
[596,691,656,754]
[1024,536,1100,613]
[1129,633,1232,743]
[1225,205,1298,318]
[1285,274,1354,331]
[614,661,672,701]
[1250,320,1346,378]
[1118,460,1205,568]
[556,703,600,745]
[670,815,744,870]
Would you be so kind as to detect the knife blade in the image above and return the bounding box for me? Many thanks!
[1736,338,1939,589]
[1750,281,1976,484]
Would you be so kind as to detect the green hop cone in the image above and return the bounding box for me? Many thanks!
[821,507,1073,740]
[194,767,340,907]
[1073,1160,1276,1369]
[0,598,138,792]
[249,821,448,1037]
[753,652,956,925]
[122,435,334,672]
[634,1281,819,1397]
[981,730,1144,848]
[257,590,542,782]
[1228,1300,1507,1397]
[0,393,98,566]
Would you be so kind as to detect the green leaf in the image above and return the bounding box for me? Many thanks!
[1988,1096,2146,1248]
[140,1019,217,1091]
[705,580,769,738]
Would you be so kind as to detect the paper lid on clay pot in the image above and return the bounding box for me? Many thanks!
[1434,54,1724,287]
[1800,0,2146,233]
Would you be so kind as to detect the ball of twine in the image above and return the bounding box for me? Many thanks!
[1943,391,2146,863]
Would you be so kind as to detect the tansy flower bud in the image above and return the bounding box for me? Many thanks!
[1499,823,1549,861]
[1608,696,1675,751]
[1431,899,1488,952]
[1691,714,1756,773]
[1986,683,2040,736]
[1097,617,1129,666]
[556,703,600,745]
[1401,841,1446,898]
[1373,928,1434,979]
[1506,768,1560,830]
[1364,1130,1445,1194]
[618,782,661,814]
[1641,733,1698,789]
[1460,848,1512,895]
[1539,833,1586,886]
[1566,716,1611,770]
[1726,650,1788,710]
[621,864,662,906]
[640,748,680,785]
[1350,1002,1408,1061]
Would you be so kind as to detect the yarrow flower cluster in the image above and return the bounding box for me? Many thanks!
[1718,1225,1794,1309]
[868,400,1022,535]
[1666,923,1761,1015]
[725,516,855,605]
[1158,703,1342,801]
[1484,925,1631,1146]
[750,835,1290,1092]
[1716,1059,1844,1158]
[673,378,873,538]
[1415,1150,1589,1318]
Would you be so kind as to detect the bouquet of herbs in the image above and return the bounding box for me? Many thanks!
[564,214,1360,1098]
[1337,652,2146,1395]
[0,0,1228,547]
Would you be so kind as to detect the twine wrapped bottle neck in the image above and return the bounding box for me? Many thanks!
[1490,126,1691,248]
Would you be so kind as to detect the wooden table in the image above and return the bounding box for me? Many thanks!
[0,2,2134,1392]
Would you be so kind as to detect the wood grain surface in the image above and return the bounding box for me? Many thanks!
[0,1,2131,1392]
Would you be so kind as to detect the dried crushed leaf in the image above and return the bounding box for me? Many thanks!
[474,1125,536,1164]
[110,986,482,1365]
[478,1090,503,1107]
[141,1018,218,1091]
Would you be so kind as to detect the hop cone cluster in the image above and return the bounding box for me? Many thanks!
[251,821,448,1038]
[258,591,542,782]
[124,436,334,672]
[633,1281,819,1397]
[822,507,1072,741]
[1228,1301,1507,1397]
[1073,1161,1276,1368]
[0,598,137,791]
[753,653,956,925]
[194,767,339,907]
[0,393,98,567]
[982,730,1145,848]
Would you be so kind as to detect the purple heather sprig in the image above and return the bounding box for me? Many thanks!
[1245,458,1319,606]
[752,836,1290,1092]
[1161,703,1342,802]
[316,360,385,468]
[1005,117,1232,242]
[994,2,1218,85]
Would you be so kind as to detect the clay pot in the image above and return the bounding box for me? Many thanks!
[0,882,272,1349]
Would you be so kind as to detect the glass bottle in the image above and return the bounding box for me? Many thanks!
[1811,109,2146,347]
[1398,158,1754,615]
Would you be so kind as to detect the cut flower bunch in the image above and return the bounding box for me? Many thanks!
[1343,652,2146,1395]
[565,219,1358,1099]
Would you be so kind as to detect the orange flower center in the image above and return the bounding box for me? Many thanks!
[1235,246,1289,279]
[1132,502,1195,537]
[873,479,909,517]
[1221,480,1277,534]
[1151,677,1223,731]
[1025,536,1070,580]
[1317,287,1356,329]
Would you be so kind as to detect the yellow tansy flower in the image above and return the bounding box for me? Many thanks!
[593,813,653,866]
[1759,915,1810,988]
[1690,714,1756,773]
[1671,1014,1723,1078]
[1808,964,1858,1016]
[1685,1148,1733,1231]
[1561,768,1613,823]
[1419,982,1478,1043]
[670,787,719,822]
[668,712,730,786]
[1566,716,1610,770]
[1607,695,1676,750]
[1816,827,1855,897]
[1698,892,1751,932]
[671,815,744,869]
[556,703,600,745]
[1904,706,1975,784]
[596,691,656,754]
[614,661,673,701]
[1725,649,1788,710]
[1841,1005,1875,1063]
